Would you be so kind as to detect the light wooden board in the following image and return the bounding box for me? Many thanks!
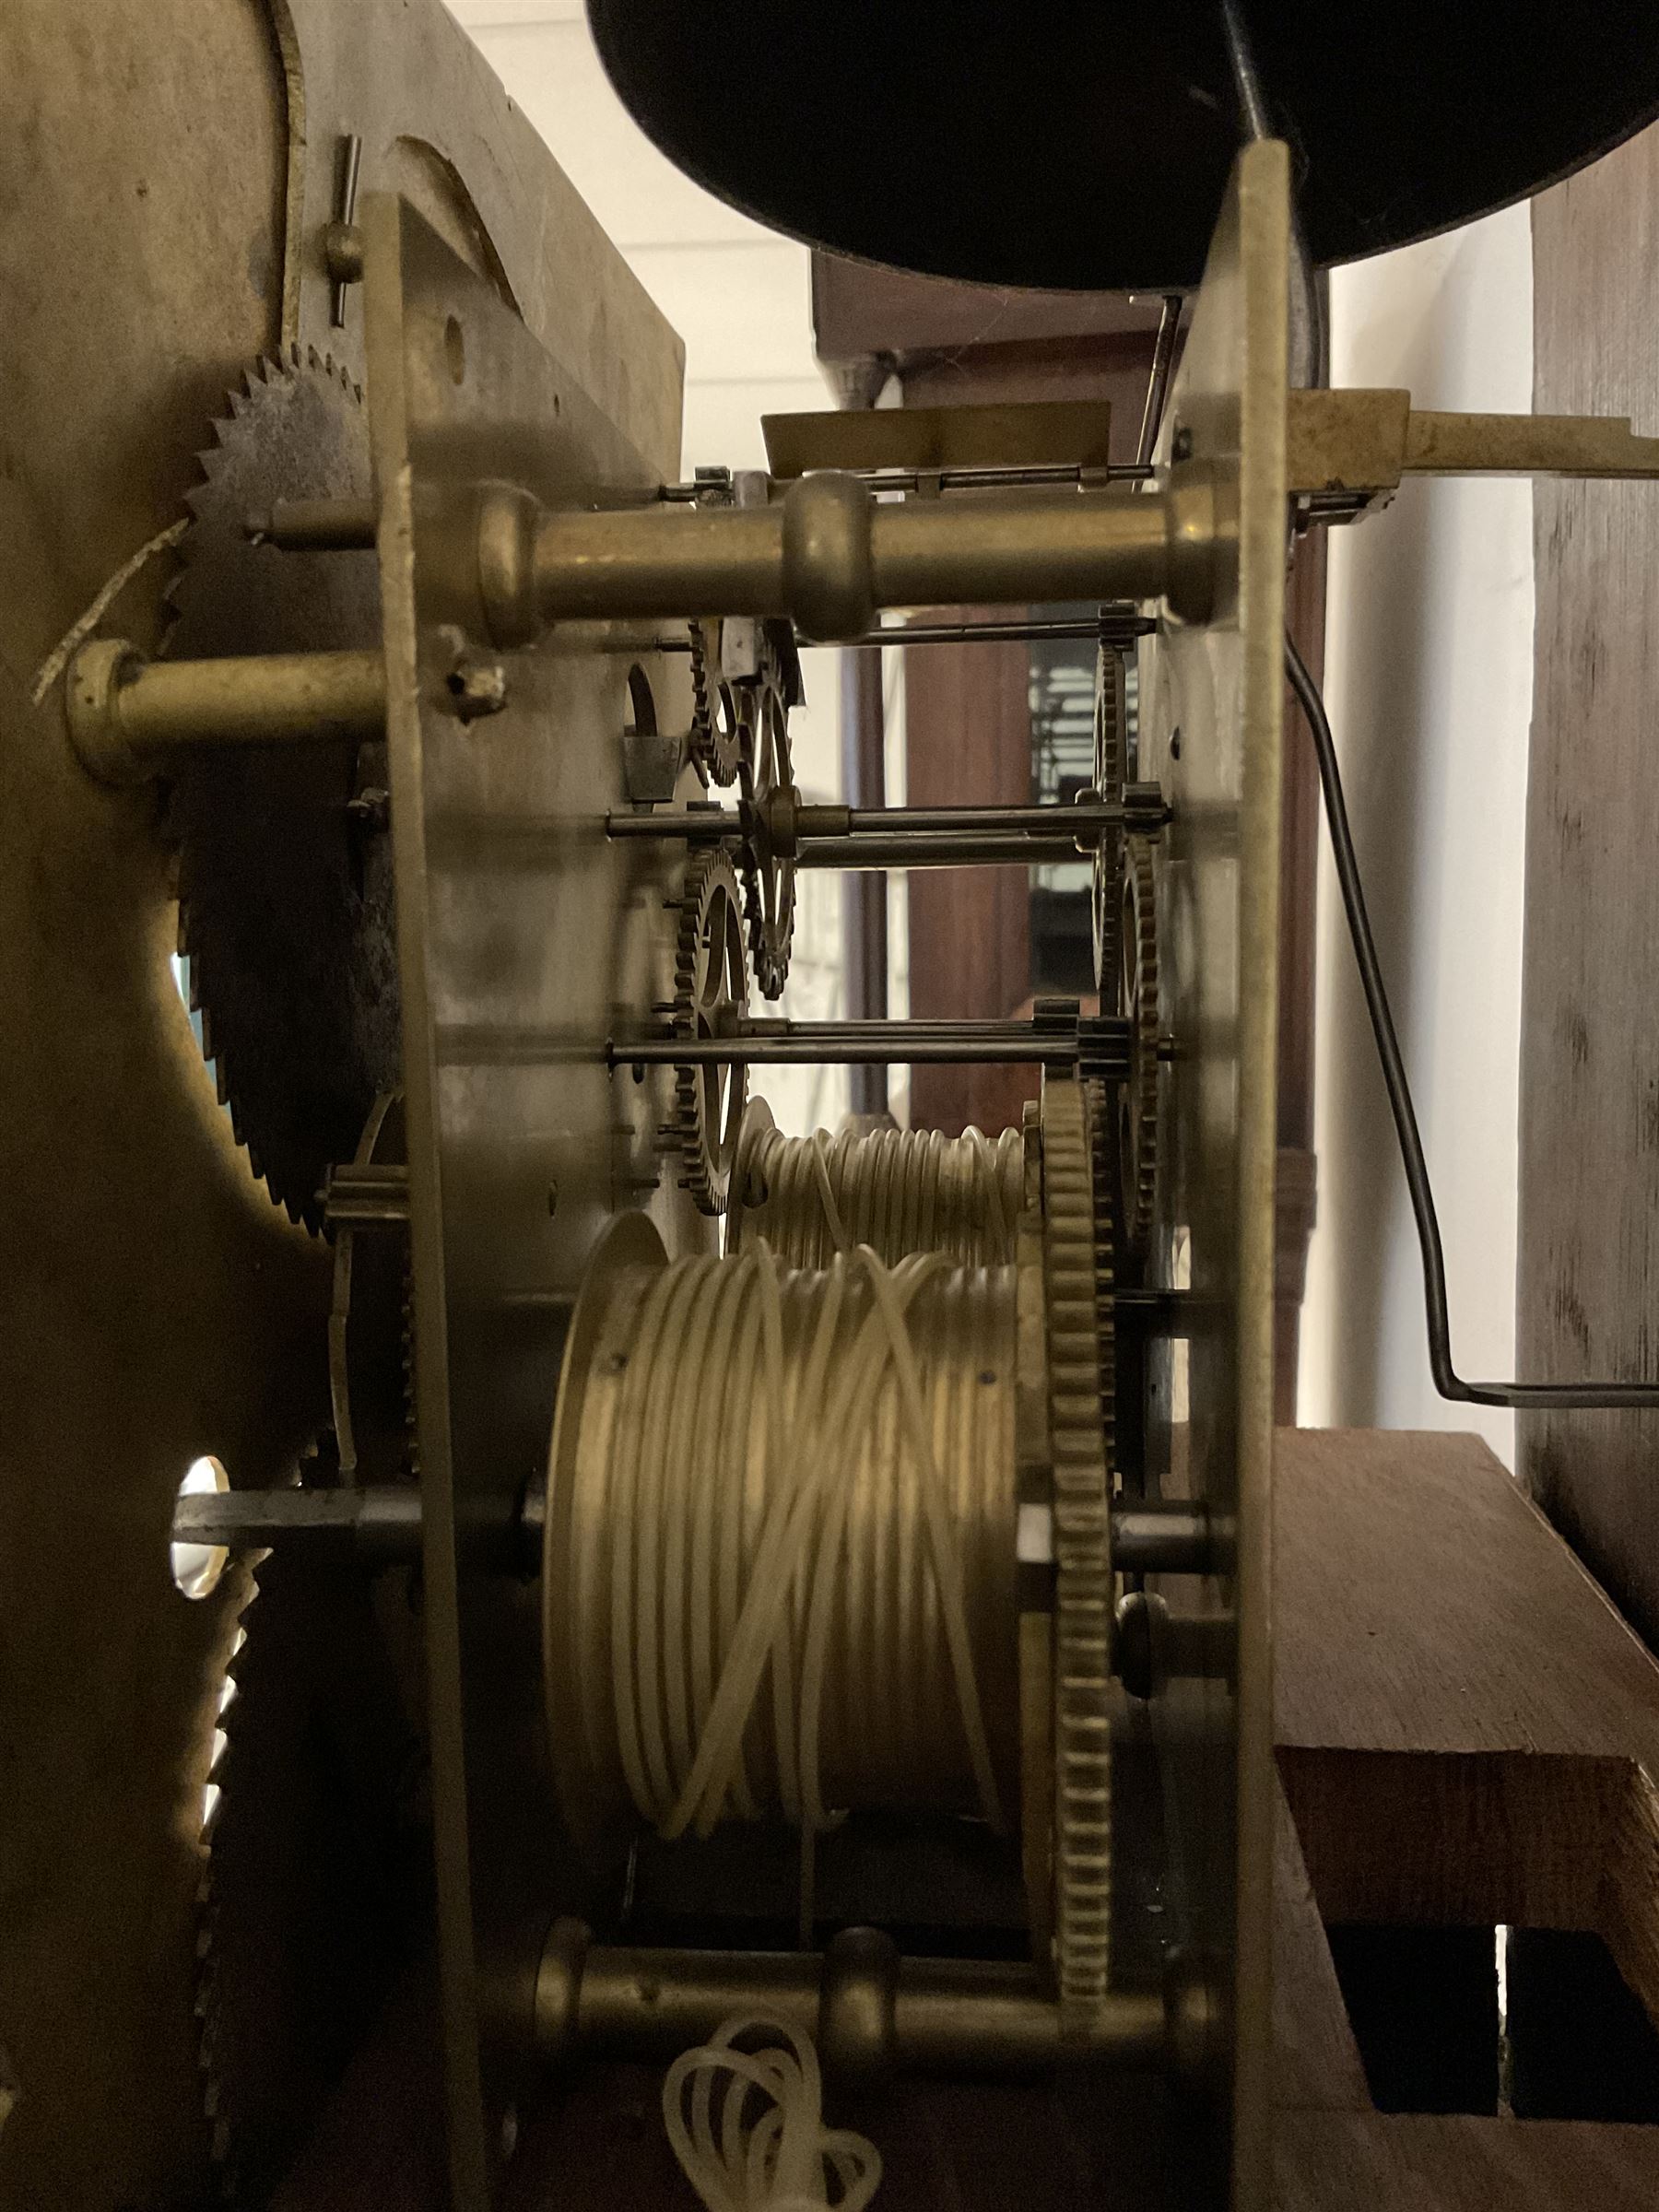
[1522,119,1659,1648]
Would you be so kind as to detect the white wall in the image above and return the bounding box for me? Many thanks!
[446,0,851,1134]
[1300,206,1535,1462]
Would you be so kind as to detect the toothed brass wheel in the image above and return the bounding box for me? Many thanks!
[687,619,743,787]
[1120,836,1161,1262]
[1091,641,1128,1004]
[1036,1077,1115,2033]
[671,851,750,1213]
[163,346,394,1228]
[738,656,797,1000]
[195,1531,428,2203]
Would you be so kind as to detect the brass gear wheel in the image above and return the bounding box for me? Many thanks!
[1119,836,1160,1261]
[194,1505,428,2206]
[164,346,395,1229]
[688,618,801,800]
[738,652,797,999]
[671,850,750,1214]
[1091,642,1128,1004]
[1039,1076,1114,2032]
[1082,1077,1120,1425]
[687,619,742,786]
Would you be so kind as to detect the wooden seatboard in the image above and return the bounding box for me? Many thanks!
[1277,2111,1659,2211]
[1276,1426,1659,1762]
[1272,1427,1659,2203]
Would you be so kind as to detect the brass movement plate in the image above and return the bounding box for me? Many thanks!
[363,196,704,2209]
[1135,140,1288,2211]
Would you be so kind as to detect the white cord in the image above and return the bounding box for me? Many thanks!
[732,1114,1023,1270]
[806,1130,851,1256]
[599,1238,1006,1842]
[28,516,188,706]
[663,2014,881,2212]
